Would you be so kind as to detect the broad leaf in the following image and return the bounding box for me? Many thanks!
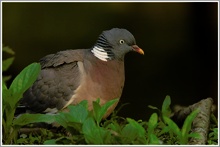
[13,113,55,127]
[55,112,69,128]
[93,98,119,124]
[121,123,138,143]
[121,118,146,144]
[127,118,146,137]
[55,100,89,130]
[68,100,88,123]
[9,63,41,107]
[82,117,109,144]
[82,117,96,136]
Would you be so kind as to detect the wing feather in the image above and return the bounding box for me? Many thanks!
[21,49,87,113]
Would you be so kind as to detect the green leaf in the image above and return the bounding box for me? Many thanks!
[68,100,88,123]
[9,63,41,107]
[44,139,57,145]
[54,112,69,128]
[121,118,146,144]
[210,114,218,126]
[159,125,170,135]
[2,81,8,92]
[106,121,121,135]
[148,105,159,110]
[13,113,55,127]
[44,136,73,145]
[3,46,15,55]
[181,109,199,138]
[54,101,89,132]
[95,98,100,104]
[82,117,96,135]
[149,134,160,145]
[3,75,12,84]
[93,100,102,124]
[127,118,146,137]
[3,57,15,71]
[121,123,138,143]
[188,132,201,139]
[148,113,158,130]
[93,98,119,124]
[162,95,171,117]
[163,116,181,136]
[82,117,109,144]
[2,82,13,109]
[209,128,218,139]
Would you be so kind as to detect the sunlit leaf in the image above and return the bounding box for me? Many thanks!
[181,109,199,138]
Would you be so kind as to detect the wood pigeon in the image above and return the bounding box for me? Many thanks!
[21,28,144,118]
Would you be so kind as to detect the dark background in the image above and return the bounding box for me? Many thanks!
[2,2,218,120]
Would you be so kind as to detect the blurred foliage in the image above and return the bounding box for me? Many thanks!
[2,54,41,144]
[2,46,15,85]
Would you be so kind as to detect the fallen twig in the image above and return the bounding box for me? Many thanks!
[172,98,214,145]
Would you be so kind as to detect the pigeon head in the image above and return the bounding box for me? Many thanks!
[91,28,144,61]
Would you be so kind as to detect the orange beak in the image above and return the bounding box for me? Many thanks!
[132,45,144,55]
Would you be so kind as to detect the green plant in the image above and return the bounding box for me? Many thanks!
[148,95,201,144]
[146,113,160,144]
[148,95,172,119]
[2,62,41,144]
[207,127,218,145]
[207,114,218,145]
[44,99,119,144]
[2,46,15,85]
[162,109,200,144]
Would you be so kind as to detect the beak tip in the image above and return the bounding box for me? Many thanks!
[139,49,145,55]
[132,45,144,55]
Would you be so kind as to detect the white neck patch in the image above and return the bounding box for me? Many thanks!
[91,46,110,61]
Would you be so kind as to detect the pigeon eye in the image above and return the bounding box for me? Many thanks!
[119,40,125,44]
